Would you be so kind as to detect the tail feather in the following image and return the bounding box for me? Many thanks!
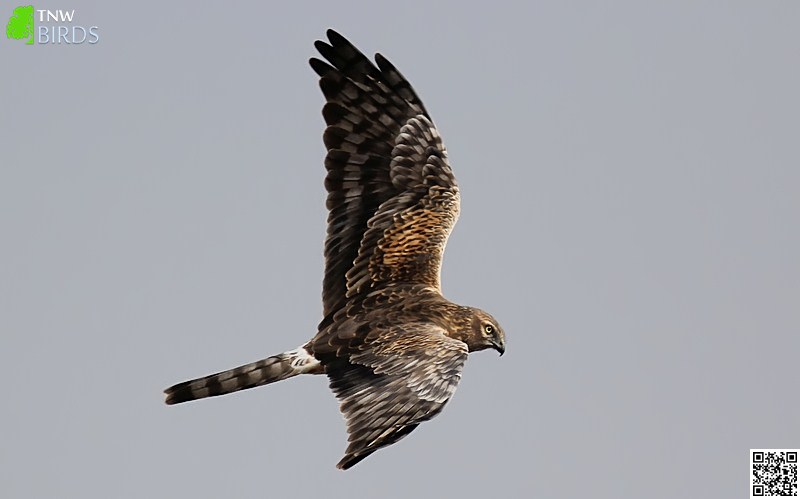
[164,346,321,405]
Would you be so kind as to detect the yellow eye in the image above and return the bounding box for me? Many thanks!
[484,324,494,335]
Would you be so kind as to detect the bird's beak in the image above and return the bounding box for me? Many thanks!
[491,337,505,357]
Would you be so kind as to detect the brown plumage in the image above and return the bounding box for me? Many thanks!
[164,29,505,470]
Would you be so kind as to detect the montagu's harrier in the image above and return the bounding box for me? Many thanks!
[164,29,506,470]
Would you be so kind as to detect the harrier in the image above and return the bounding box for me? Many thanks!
[164,29,505,470]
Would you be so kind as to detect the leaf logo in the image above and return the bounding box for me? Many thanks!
[6,5,34,45]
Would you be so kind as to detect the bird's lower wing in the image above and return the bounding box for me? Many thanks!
[326,323,468,469]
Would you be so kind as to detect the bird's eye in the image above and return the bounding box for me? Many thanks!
[484,324,494,335]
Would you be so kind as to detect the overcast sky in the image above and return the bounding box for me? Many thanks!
[1,2,798,498]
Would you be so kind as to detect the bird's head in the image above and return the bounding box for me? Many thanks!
[465,308,505,356]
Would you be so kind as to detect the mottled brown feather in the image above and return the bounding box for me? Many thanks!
[327,322,468,469]
[164,30,505,472]
[311,29,456,326]
[308,30,496,468]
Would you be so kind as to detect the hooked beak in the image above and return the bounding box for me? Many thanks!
[491,337,505,357]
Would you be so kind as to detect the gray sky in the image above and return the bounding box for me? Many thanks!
[2,2,798,498]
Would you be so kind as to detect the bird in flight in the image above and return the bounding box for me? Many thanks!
[164,29,506,470]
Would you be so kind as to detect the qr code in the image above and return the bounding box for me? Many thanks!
[751,450,798,497]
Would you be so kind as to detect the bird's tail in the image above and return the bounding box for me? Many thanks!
[164,345,322,405]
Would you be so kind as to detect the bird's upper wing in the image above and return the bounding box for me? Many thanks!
[325,322,468,469]
[311,30,460,322]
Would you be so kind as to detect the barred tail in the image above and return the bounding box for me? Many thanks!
[164,346,322,405]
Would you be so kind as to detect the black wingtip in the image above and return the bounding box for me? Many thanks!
[314,39,330,53]
[373,52,395,74]
[326,28,346,46]
[309,57,335,77]
[336,453,367,470]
